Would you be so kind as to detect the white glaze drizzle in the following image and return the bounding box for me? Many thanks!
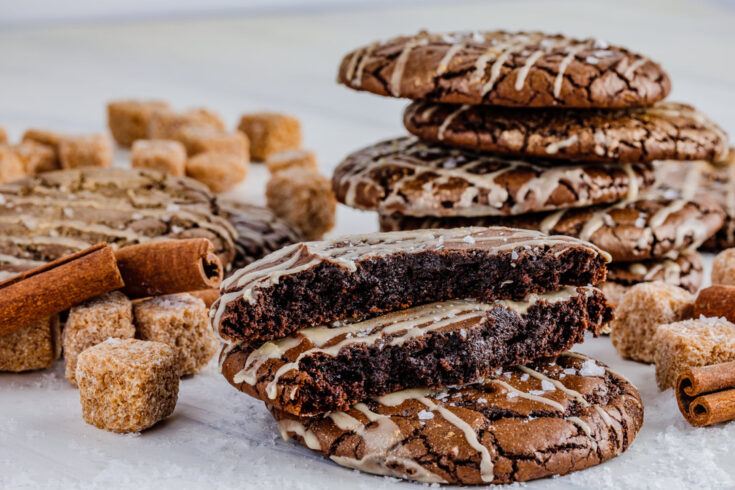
[437,104,469,140]
[390,37,429,96]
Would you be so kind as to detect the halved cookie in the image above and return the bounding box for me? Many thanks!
[271,352,643,485]
[211,227,610,344]
[221,287,611,416]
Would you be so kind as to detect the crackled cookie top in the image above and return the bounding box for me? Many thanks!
[333,136,653,217]
[338,30,670,108]
[404,101,728,164]
[271,352,643,485]
[0,167,238,271]
[378,197,725,262]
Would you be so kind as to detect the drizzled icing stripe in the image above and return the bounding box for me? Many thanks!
[623,57,648,78]
[517,365,589,406]
[437,104,469,140]
[390,37,429,96]
[436,43,464,76]
[554,45,586,98]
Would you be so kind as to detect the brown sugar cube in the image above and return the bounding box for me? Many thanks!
[185,151,248,193]
[133,293,219,376]
[653,317,735,390]
[148,108,225,140]
[0,125,6,144]
[0,316,60,372]
[76,338,178,433]
[62,291,135,385]
[175,126,249,159]
[0,146,26,183]
[266,168,336,240]
[13,140,59,174]
[610,282,694,363]
[107,99,170,147]
[131,139,186,176]
[22,128,66,152]
[265,149,317,174]
[237,112,301,161]
[59,134,113,169]
[711,248,735,285]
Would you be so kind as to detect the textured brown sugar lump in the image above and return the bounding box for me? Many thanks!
[338,30,670,108]
[131,139,186,177]
[266,168,335,240]
[148,108,225,140]
[133,293,218,376]
[0,316,60,372]
[75,338,179,433]
[62,291,135,385]
[221,286,612,416]
[711,248,735,285]
[175,126,249,160]
[12,140,59,174]
[265,149,317,174]
[271,353,643,485]
[0,146,26,183]
[610,282,695,363]
[237,113,301,161]
[185,151,248,193]
[653,317,735,390]
[107,99,171,146]
[59,134,113,169]
[211,227,610,344]
[22,128,66,153]
[0,126,6,144]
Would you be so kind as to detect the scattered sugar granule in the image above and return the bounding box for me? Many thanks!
[476,397,487,404]
[417,410,434,420]
[579,359,606,377]
[541,379,556,391]
[563,368,577,375]
[520,373,530,382]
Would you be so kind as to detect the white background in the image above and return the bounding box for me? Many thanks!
[1,1,735,489]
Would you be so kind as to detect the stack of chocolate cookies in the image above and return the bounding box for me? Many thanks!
[212,226,644,484]
[333,30,729,304]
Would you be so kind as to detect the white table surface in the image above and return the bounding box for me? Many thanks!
[1,1,735,488]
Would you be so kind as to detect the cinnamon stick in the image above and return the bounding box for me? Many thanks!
[115,239,223,298]
[676,361,735,427]
[0,243,124,337]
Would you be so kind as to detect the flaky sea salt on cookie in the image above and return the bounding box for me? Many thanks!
[610,282,694,363]
[653,317,735,390]
[75,338,179,433]
[133,293,218,376]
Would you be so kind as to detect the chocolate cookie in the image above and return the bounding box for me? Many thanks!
[0,168,238,272]
[333,137,654,217]
[601,253,703,307]
[211,227,610,344]
[221,286,611,416]
[404,101,729,163]
[378,198,725,262]
[653,156,735,251]
[338,30,670,108]
[271,352,643,484]
[218,200,302,271]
